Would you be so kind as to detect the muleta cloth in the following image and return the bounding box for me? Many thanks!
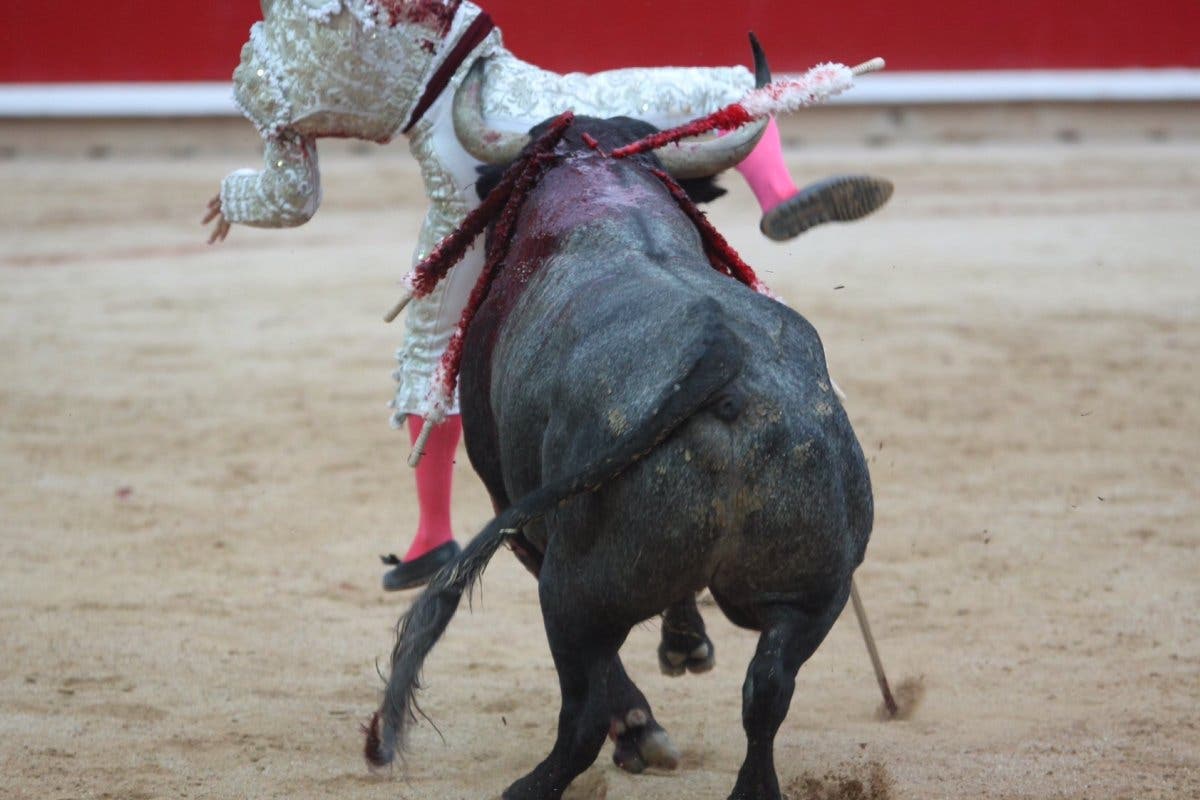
[219,0,768,422]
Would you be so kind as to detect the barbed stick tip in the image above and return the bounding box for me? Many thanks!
[851,57,886,76]
[384,292,413,323]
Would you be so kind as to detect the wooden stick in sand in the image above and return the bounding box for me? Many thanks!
[850,577,899,717]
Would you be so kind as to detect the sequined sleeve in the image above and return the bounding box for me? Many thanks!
[218,131,322,228]
[480,53,755,131]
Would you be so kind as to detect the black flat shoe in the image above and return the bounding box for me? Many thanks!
[380,540,461,591]
[760,174,894,241]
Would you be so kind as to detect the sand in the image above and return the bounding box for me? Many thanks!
[1,121,1197,799]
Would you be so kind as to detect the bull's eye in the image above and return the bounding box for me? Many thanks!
[256,69,265,78]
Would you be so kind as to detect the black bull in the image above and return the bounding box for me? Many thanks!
[366,117,874,800]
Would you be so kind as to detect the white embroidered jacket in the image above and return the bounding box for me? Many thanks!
[217,0,754,418]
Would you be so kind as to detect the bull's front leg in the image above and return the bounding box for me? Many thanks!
[659,593,716,676]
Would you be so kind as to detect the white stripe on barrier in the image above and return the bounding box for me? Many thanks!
[836,69,1200,104]
[0,83,237,117]
[1,70,1199,117]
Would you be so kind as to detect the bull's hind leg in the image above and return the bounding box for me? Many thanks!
[504,634,621,800]
[725,589,849,800]
[659,593,716,676]
[504,567,631,800]
[607,657,681,773]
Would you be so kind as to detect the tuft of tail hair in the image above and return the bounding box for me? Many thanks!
[365,297,743,768]
[363,513,511,768]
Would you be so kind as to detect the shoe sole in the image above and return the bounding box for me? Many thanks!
[384,571,439,592]
[381,542,461,591]
[761,175,894,241]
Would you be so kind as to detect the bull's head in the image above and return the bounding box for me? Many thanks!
[452,37,772,179]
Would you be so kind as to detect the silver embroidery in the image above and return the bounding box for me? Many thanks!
[221,0,486,227]
[219,131,321,227]
[480,53,753,131]
[391,47,756,416]
[215,2,763,419]
[391,127,477,420]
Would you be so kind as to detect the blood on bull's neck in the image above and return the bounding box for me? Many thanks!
[512,156,676,243]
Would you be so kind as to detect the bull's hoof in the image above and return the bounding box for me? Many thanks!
[760,175,894,241]
[658,635,715,676]
[610,709,680,773]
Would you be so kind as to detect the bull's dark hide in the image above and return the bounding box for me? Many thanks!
[369,116,873,800]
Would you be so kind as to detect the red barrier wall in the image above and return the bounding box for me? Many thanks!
[3,0,1198,83]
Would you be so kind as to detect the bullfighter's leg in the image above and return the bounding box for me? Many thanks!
[481,56,890,243]
[606,656,681,773]
[735,118,893,242]
[380,414,462,591]
[658,593,716,676]
[723,589,849,800]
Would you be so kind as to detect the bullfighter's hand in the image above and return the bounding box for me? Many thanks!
[202,194,232,244]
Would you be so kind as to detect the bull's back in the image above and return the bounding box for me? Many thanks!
[461,157,871,613]
[495,236,868,583]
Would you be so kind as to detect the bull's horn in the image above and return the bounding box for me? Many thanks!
[452,59,532,164]
[749,32,771,89]
[653,117,767,179]
[654,34,771,179]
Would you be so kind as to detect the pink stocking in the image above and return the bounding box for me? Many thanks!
[733,117,798,214]
[404,414,462,560]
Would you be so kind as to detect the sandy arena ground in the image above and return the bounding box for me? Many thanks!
[1,117,1197,800]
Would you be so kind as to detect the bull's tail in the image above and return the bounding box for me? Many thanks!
[363,515,510,767]
[365,297,741,767]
